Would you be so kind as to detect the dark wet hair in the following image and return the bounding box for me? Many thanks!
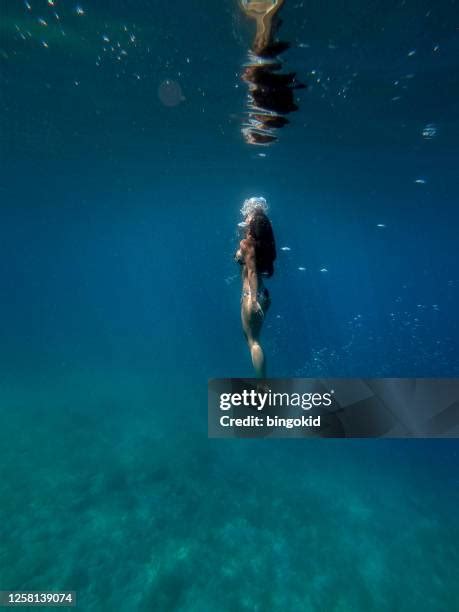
[248,211,276,277]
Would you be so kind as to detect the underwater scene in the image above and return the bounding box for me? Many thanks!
[1,0,458,610]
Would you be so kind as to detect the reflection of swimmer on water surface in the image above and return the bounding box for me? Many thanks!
[239,0,306,145]
[235,197,276,377]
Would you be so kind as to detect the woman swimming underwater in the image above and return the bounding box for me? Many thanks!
[235,197,277,377]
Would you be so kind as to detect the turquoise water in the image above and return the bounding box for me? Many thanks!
[1,1,459,610]
[1,378,458,609]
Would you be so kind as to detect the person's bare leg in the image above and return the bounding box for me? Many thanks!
[242,298,268,378]
[248,339,266,378]
[239,0,285,54]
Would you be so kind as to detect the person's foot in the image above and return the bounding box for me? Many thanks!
[256,381,270,393]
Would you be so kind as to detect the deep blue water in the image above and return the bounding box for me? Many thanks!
[1,1,459,610]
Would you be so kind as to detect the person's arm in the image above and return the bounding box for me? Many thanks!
[245,245,263,316]
[234,247,243,264]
